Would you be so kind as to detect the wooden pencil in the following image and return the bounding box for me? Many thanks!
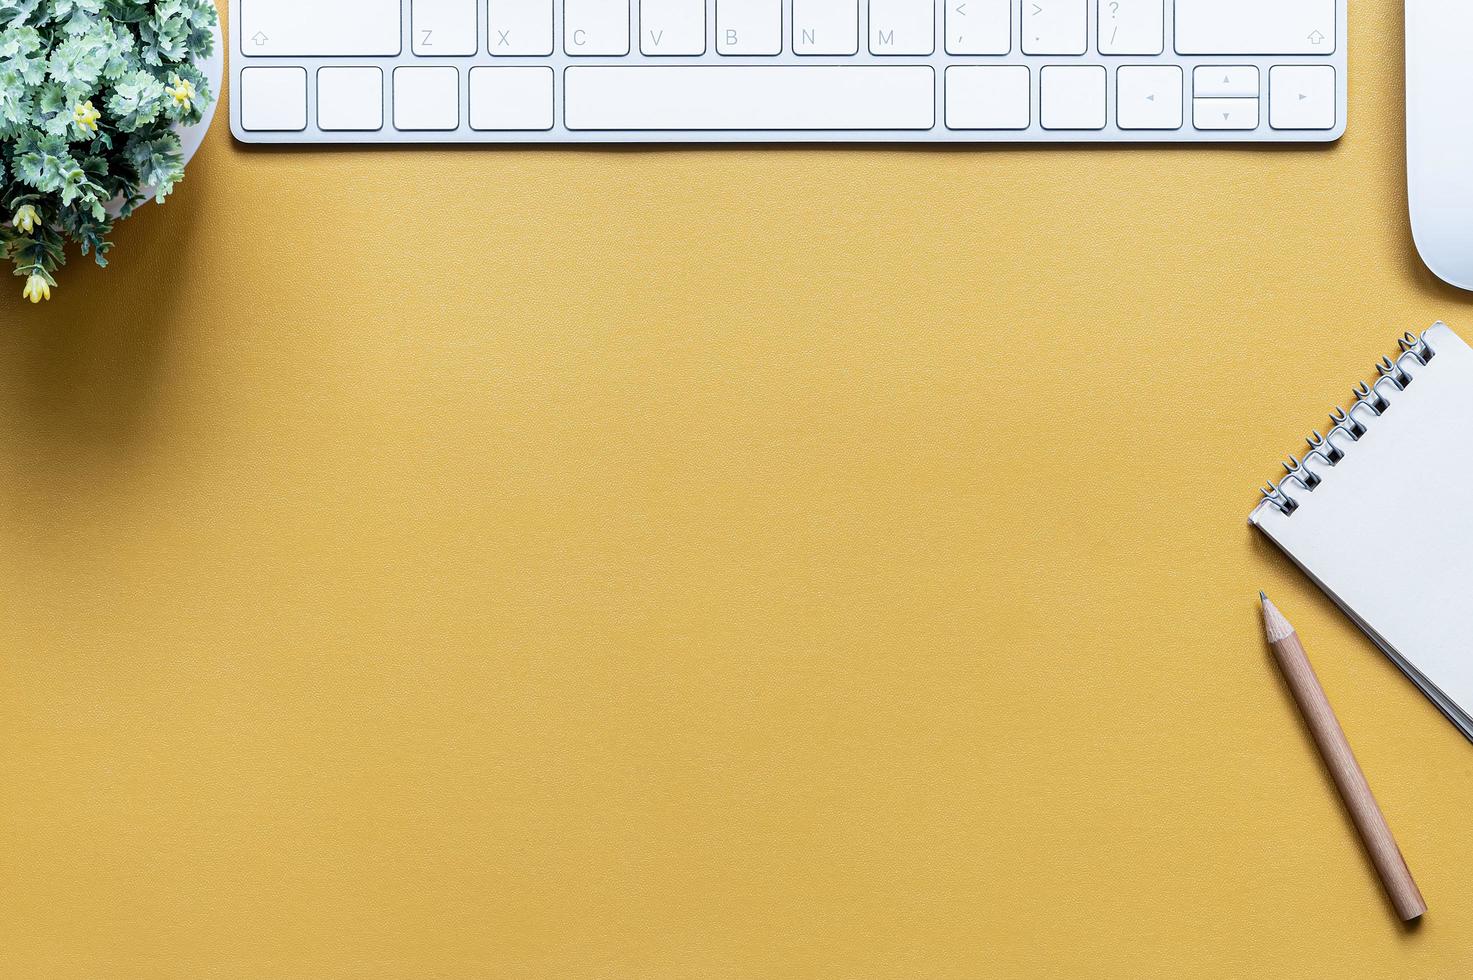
[1260,592,1427,922]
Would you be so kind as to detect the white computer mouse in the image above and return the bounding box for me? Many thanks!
[1407,0,1473,290]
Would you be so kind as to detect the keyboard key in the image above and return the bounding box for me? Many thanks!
[1098,0,1162,56]
[489,0,554,55]
[564,66,934,130]
[945,66,1029,130]
[1193,66,1258,98]
[1270,65,1335,130]
[1116,65,1180,129]
[565,0,630,54]
[469,66,555,129]
[318,67,384,131]
[1194,97,1259,130]
[1175,0,1335,56]
[717,0,782,54]
[240,0,401,56]
[240,66,307,131]
[1022,0,1086,56]
[394,66,460,130]
[794,0,858,55]
[946,0,1010,55]
[413,0,479,55]
[1041,65,1105,130]
[870,0,934,55]
[642,0,705,54]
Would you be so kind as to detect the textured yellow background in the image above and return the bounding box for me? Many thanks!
[4,3,1473,977]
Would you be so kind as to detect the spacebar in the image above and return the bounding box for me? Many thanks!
[564,67,936,131]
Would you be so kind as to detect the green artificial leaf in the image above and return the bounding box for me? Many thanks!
[104,66,163,131]
[46,28,109,95]
[1,221,66,280]
[98,18,136,79]
[0,22,44,59]
[32,80,70,134]
[0,0,46,30]
[52,0,104,30]
[0,64,36,135]
[55,180,112,263]
[14,129,75,190]
[1,24,48,85]
[123,128,179,201]
[139,0,216,66]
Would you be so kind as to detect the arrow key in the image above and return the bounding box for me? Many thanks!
[1192,65,1258,98]
[1269,65,1335,130]
[1193,96,1259,131]
[1118,65,1182,130]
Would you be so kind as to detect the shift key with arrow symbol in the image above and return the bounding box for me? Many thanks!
[1175,0,1336,56]
[238,0,402,57]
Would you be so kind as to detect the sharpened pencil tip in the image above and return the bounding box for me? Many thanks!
[1260,591,1268,603]
[1260,593,1296,644]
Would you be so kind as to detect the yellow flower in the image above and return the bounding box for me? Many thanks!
[22,274,51,304]
[166,75,196,109]
[73,100,101,133]
[11,205,39,234]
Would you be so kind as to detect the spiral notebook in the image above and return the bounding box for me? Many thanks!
[1251,322,1473,742]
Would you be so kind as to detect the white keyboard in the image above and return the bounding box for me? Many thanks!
[228,0,1346,144]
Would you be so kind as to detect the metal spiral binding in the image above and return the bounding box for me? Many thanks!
[1259,329,1437,516]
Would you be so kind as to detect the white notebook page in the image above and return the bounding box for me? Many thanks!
[1252,323,1473,736]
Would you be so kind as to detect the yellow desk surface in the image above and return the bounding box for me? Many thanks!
[4,4,1473,977]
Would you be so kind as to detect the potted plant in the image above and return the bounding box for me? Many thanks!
[0,0,223,304]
